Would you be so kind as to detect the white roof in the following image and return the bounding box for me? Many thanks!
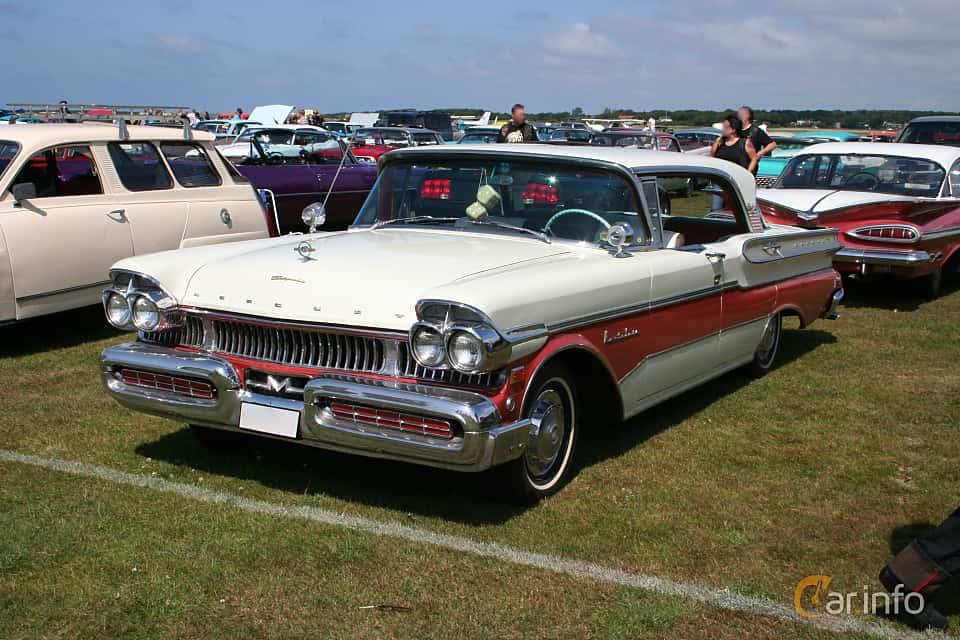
[799,142,960,167]
[0,123,214,150]
[394,143,758,201]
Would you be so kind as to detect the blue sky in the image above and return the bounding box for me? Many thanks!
[3,0,956,113]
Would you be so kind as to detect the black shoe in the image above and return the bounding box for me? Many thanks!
[900,603,949,632]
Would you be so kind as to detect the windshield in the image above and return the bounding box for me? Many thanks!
[352,158,646,245]
[231,130,346,166]
[591,134,654,148]
[0,140,18,177]
[779,154,946,197]
[354,129,410,146]
[237,129,294,145]
[898,121,960,147]
[460,133,498,144]
[769,140,814,158]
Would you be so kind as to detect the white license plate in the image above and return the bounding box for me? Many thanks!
[239,403,300,438]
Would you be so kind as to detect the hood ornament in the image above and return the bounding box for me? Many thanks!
[294,240,317,261]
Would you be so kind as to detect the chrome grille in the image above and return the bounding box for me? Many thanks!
[755,175,778,188]
[211,318,385,373]
[397,342,504,389]
[140,315,204,348]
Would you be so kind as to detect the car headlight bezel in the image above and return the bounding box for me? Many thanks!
[102,270,181,333]
[408,301,523,374]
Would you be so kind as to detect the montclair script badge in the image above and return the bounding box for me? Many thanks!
[603,327,640,344]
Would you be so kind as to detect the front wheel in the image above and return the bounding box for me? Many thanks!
[744,313,782,378]
[492,363,579,505]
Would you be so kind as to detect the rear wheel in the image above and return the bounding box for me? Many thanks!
[919,267,943,300]
[493,363,579,505]
[744,313,782,377]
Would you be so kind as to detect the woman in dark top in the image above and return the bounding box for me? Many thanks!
[710,115,758,174]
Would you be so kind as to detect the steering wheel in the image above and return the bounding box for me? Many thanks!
[266,151,286,165]
[543,209,611,238]
[844,171,880,191]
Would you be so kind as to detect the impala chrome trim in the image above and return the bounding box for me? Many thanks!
[846,224,920,244]
[833,248,935,265]
[921,225,960,241]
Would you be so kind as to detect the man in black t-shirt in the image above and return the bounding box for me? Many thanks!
[738,106,777,171]
[497,104,539,143]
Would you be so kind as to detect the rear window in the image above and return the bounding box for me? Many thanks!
[0,140,18,177]
[898,121,960,146]
[107,142,172,191]
[160,143,221,187]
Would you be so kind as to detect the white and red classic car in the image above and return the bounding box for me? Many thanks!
[758,142,960,297]
[99,145,842,502]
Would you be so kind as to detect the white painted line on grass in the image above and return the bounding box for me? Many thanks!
[0,449,950,640]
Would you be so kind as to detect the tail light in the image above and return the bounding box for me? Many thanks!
[522,182,559,206]
[847,225,919,243]
[420,178,451,200]
[256,188,280,237]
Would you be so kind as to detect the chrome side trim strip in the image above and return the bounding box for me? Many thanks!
[833,248,934,265]
[16,280,111,303]
[922,225,960,242]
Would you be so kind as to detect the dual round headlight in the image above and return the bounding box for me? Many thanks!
[106,292,131,328]
[410,324,494,373]
[104,293,161,331]
[447,331,484,372]
[131,296,160,331]
[411,325,446,367]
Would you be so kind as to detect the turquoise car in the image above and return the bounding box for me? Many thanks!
[756,137,822,187]
[792,130,865,142]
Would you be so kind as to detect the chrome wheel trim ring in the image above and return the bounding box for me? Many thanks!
[524,378,575,490]
[756,314,781,368]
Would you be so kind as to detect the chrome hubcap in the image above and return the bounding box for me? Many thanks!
[525,388,566,479]
[757,316,780,364]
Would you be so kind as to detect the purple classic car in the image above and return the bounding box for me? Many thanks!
[222,128,377,233]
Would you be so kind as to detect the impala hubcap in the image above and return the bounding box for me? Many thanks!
[525,388,566,479]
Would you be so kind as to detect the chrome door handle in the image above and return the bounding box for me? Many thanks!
[106,209,126,222]
[705,251,726,262]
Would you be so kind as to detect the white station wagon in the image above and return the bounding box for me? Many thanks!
[100,144,843,503]
[0,124,272,323]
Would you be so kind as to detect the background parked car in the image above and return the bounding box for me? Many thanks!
[375,110,453,141]
[458,127,502,144]
[0,124,271,323]
[226,130,376,233]
[897,116,960,147]
[755,136,820,187]
[674,127,721,151]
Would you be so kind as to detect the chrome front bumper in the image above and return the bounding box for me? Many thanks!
[834,247,934,266]
[101,342,532,472]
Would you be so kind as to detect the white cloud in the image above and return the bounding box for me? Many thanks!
[541,22,616,58]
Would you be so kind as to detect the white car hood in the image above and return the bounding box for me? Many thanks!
[247,104,294,126]
[178,230,573,331]
[757,188,922,215]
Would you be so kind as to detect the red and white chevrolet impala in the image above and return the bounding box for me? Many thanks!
[100,145,842,503]
[758,142,960,298]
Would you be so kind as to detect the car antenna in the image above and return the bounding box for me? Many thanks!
[318,136,352,223]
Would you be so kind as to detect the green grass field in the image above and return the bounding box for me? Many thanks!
[1,276,958,639]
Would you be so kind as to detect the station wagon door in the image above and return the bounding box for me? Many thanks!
[0,145,133,318]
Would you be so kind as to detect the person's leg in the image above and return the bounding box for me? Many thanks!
[879,507,960,630]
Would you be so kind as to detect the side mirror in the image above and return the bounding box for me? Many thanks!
[11,182,37,206]
[301,202,326,232]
